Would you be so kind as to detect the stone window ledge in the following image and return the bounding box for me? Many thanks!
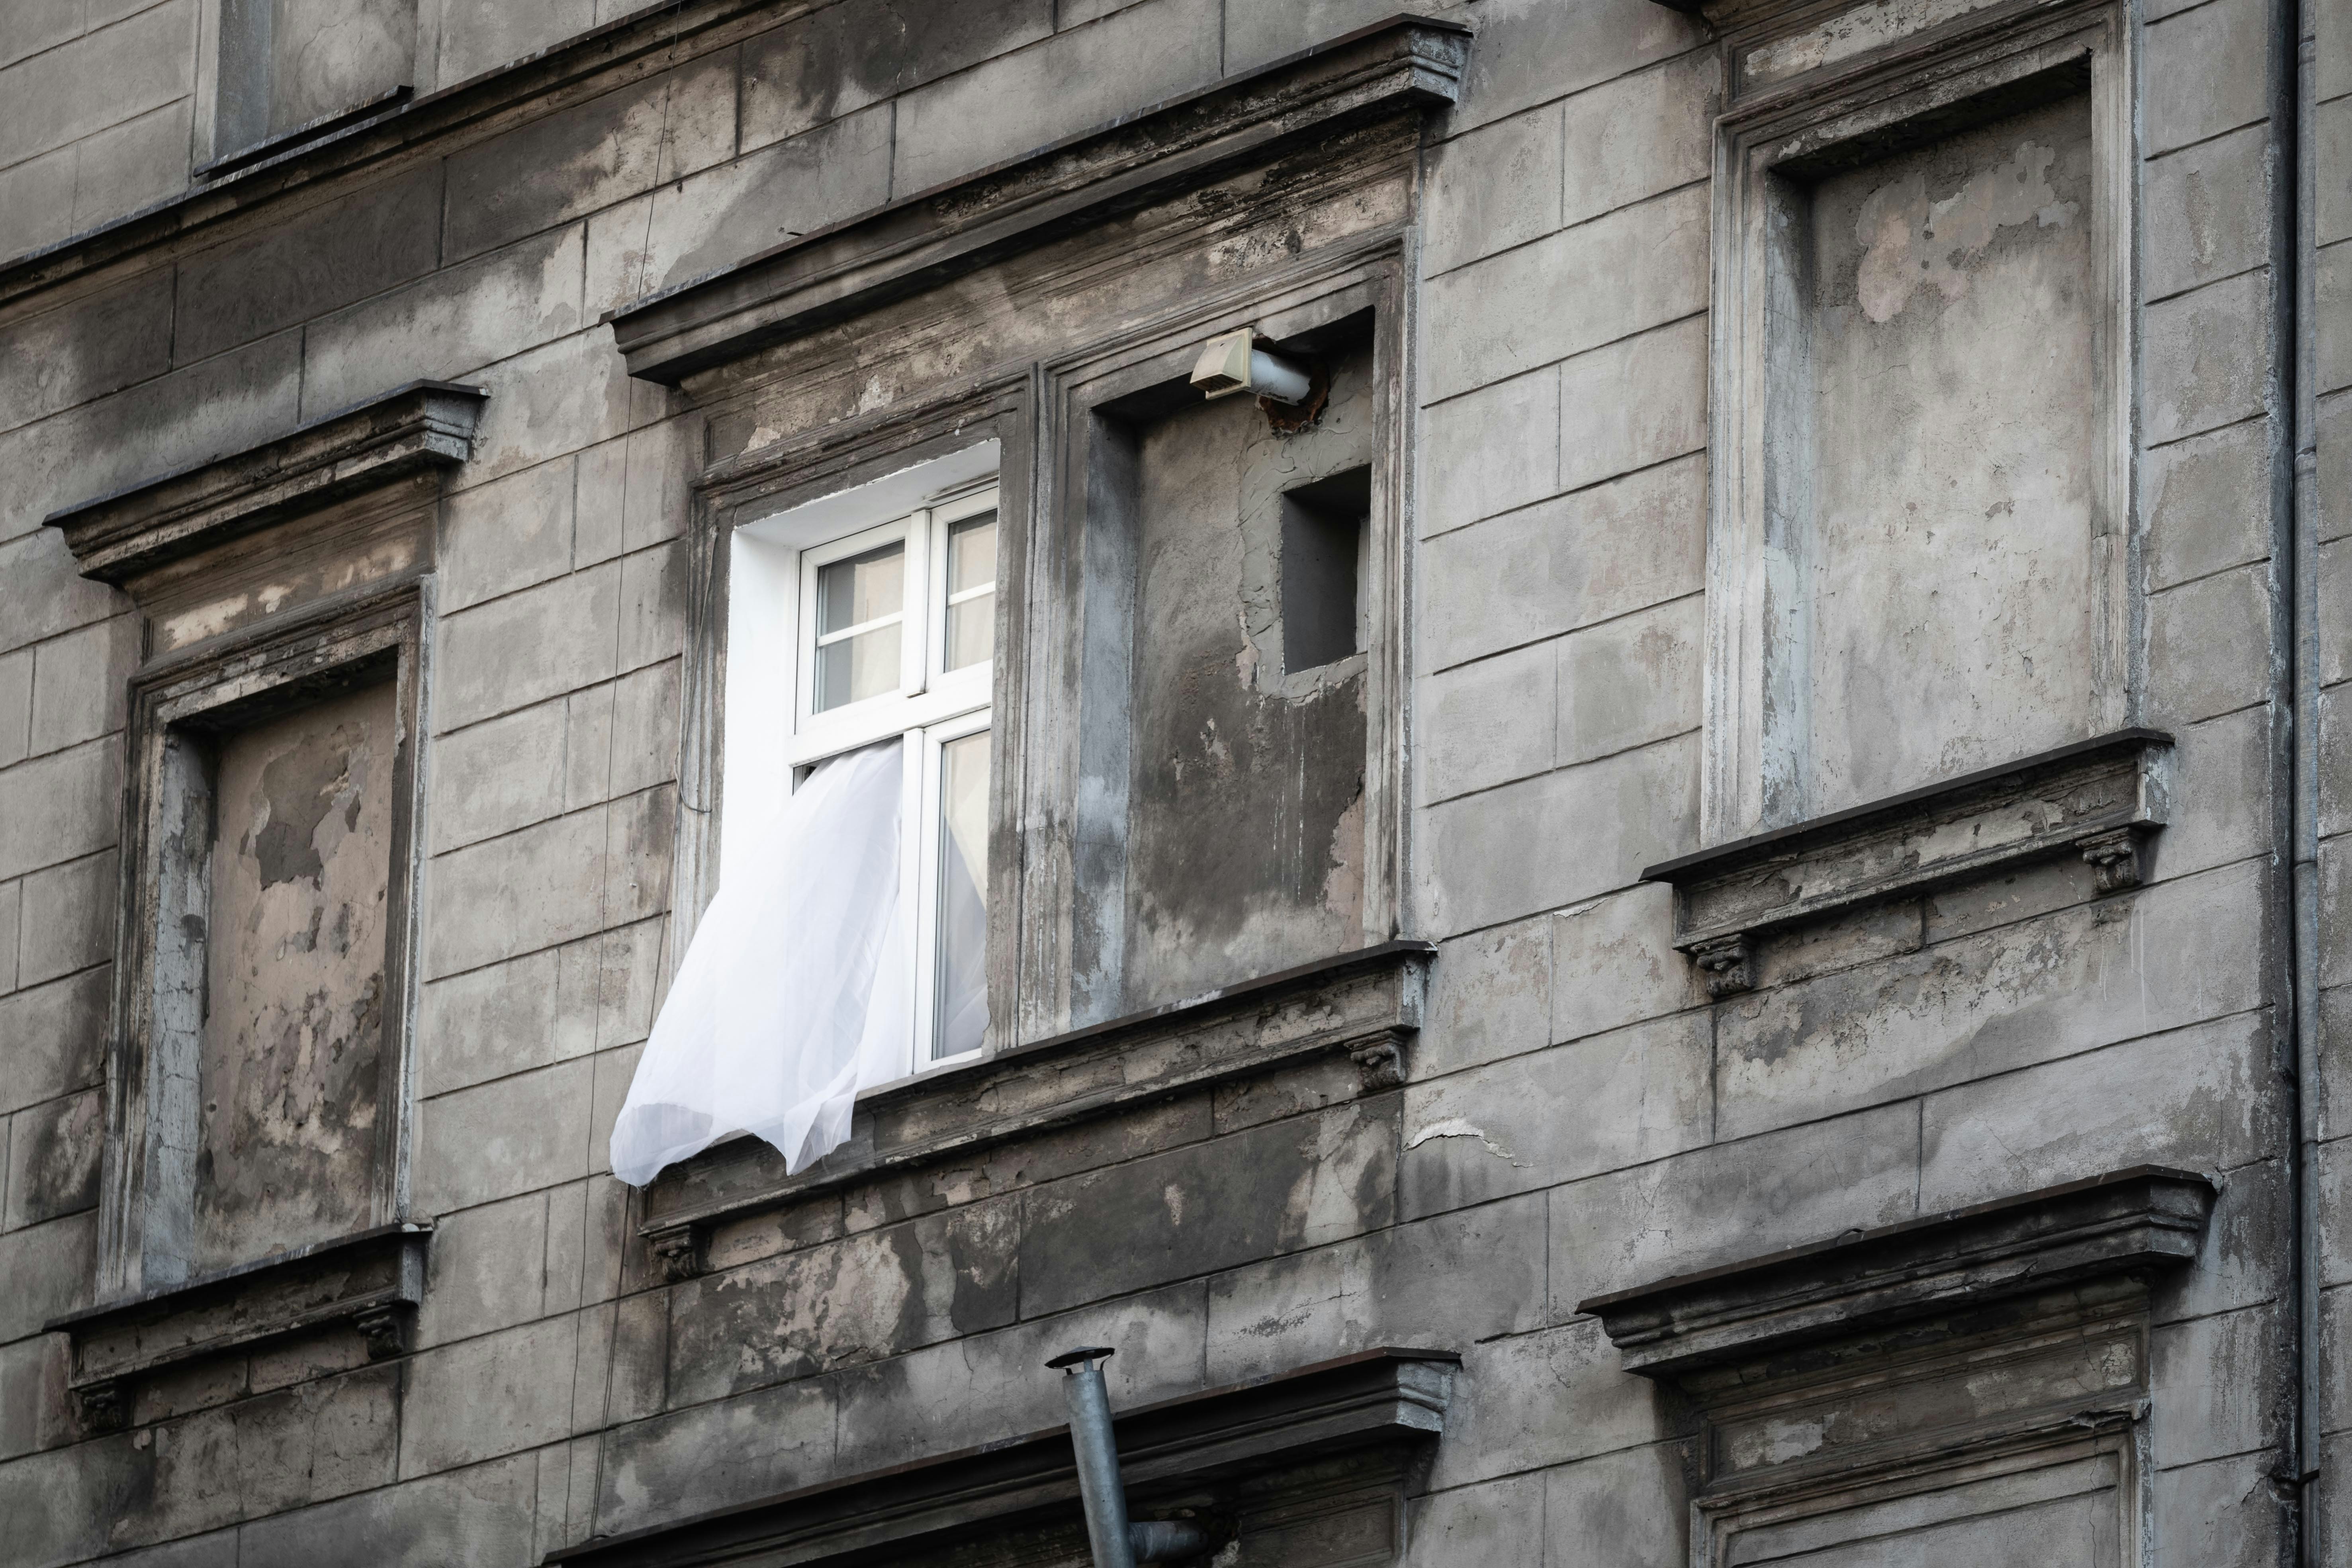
[45,1221,432,1433]
[606,14,1472,384]
[1579,1166,2214,1379]
[639,940,1434,1280]
[47,379,486,585]
[546,1347,1458,1567]
[1642,728,2173,996]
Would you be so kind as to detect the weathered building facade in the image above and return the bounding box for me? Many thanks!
[0,0,2342,1563]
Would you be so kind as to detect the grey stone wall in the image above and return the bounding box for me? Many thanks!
[0,0,2335,1563]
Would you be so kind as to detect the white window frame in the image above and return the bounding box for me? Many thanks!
[726,446,1002,1078]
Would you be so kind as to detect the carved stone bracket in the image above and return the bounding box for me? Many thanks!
[1579,1166,2214,1379]
[638,943,1431,1279]
[1644,730,2173,996]
[47,1223,432,1421]
[2077,826,2145,893]
[647,1225,703,1285]
[73,1379,127,1437]
[1687,934,1752,999]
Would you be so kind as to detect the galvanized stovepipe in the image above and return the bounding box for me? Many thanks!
[1047,1347,1210,1567]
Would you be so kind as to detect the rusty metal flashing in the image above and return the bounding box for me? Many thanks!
[604,14,1471,384]
[1642,728,2172,995]
[45,1222,432,1433]
[638,941,1432,1279]
[543,1347,1457,1567]
[1579,1166,2215,1378]
[46,380,486,585]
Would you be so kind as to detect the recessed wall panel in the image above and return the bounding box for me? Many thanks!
[1793,89,2099,817]
[192,680,398,1271]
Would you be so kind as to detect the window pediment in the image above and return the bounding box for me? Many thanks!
[605,16,1470,386]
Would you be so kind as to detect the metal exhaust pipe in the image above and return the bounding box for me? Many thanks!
[1047,1347,1210,1567]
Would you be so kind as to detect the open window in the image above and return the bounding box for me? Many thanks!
[609,448,1003,1186]
[762,464,1001,1068]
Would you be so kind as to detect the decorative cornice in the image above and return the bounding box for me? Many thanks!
[1642,729,2172,996]
[606,15,1471,385]
[46,380,485,586]
[640,941,1432,1279]
[544,1349,1458,1567]
[47,1222,432,1433]
[0,0,794,307]
[1579,1167,2215,1378]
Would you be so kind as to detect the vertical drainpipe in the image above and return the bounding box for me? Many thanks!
[2279,0,2322,1541]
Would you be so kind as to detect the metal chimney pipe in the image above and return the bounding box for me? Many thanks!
[1050,1347,1137,1568]
[1047,1347,1210,1567]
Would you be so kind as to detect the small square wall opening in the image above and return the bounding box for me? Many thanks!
[1279,466,1370,673]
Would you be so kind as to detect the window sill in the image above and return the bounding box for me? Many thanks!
[45,1221,432,1434]
[1641,729,2173,996]
[636,940,1433,1280]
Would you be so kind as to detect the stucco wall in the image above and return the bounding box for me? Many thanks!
[0,0,2335,1562]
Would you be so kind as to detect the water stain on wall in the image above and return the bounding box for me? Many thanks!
[192,680,396,1272]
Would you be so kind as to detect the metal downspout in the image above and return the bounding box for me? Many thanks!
[2282,0,2322,1543]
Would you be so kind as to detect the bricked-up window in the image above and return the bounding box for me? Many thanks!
[189,679,399,1270]
[112,589,429,1297]
[1700,14,2133,844]
[212,0,415,161]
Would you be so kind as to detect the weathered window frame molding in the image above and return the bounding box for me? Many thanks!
[639,17,1457,1223]
[544,1348,1457,1568]
[1700,0,2139,845]
[44,381,476,1407]
[1023,247,1411,1036]
[1692,1413,2148,1568]
[1583,1167,2209,1568]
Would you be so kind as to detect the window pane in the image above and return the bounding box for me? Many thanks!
[945,513,996,595]
[814,542,905,711]
[818,543,904,636]
[816,627,900,711]
[943,514,997,674]
[933,730,990,1059]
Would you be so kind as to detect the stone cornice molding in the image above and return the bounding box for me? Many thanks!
[640,941,1431,1280]
[605,14,1472,385]
[544,1348,1458,1567]
[1643,729,2173,996]
[45,1222,433,1434]
[1579,1167,2216,1378]
[0,0,798,308]
[46,380,485,587]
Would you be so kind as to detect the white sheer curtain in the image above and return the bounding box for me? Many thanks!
[610,740,908,1186]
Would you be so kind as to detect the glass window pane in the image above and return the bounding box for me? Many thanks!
[816,626,900,711]
[943,514,997,674]
[945,513,996,595]
[933,730,990,1059]
[818,542,904,636]
[944,593,994,673]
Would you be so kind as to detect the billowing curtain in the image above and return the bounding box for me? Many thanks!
[609,740,907,1186]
